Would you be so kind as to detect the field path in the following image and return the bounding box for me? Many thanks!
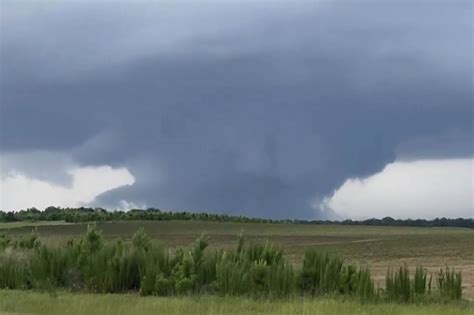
[310,238,388,246]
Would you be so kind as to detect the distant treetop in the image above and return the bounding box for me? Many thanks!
[0,207,472,229]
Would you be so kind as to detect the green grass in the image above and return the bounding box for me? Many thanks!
[0,290,472,315]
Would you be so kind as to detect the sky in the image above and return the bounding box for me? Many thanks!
[0,0,472,219]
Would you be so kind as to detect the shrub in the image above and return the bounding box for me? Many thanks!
[81,225,103,253]
[132,228,151,252]
[155,273,174,296]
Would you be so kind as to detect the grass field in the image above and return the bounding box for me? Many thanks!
[0,220,473,314]
[0,290,472,315]
[0,220,72,230]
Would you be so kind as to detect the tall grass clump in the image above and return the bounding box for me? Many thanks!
[0,253,28,289]
[215,239,295,298]
[413,266,428,297]
[299,250,375,300]
[385,265,461,303]
[385,265,412,302]
[437,267,462,300]
[0,234,12,251]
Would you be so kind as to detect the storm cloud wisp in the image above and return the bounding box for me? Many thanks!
[0,0,472,218]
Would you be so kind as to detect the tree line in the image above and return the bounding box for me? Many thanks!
[0,207,472,228]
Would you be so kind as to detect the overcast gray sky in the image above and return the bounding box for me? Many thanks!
[0,0,472,219]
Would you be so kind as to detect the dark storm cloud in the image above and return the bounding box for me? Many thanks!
[1,0,472,218]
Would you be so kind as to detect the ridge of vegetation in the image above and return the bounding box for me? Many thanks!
[1,207,473,228]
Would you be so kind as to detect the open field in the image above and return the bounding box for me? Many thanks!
[2,220,474,300]
[0,290,472,315]
[0,221,72,230]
